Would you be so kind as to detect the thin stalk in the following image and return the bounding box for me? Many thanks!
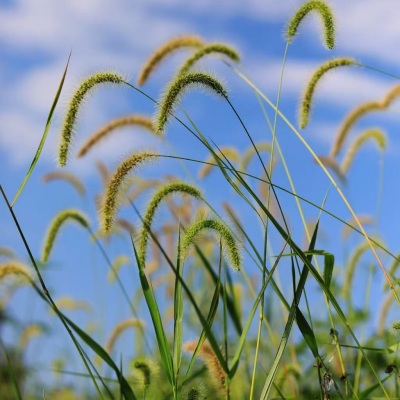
[229,65,399,305]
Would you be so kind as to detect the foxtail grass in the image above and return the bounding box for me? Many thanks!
[300,57,355,128]
[42,171,86,196]
[58,72,125,166]
[77,115,157,158]
[137,35,205,86]
[41,209,89,263]
[286,0,335,49]
[100,151,158,234]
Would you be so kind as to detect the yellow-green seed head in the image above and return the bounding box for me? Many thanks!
[287,0,335,49]
[59,72,125,167]
[137,35,205,86]
[138,182,203,268]
[300,58,355,128]
[182,217,241,271]
[42,209,89,263]
[178,43,240,76]
[100,151,158,234]
[156,72,227,134]
[77,115,157,158]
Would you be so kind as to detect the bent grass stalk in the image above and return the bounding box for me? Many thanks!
[198,147,240,179]
[59,72,125,167]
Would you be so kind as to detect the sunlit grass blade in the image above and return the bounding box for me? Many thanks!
[260,222,318,399]
[11,52,71,207]
[229,240,287,379]
[131,235,175,393]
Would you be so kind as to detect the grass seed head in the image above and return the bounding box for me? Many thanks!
[137,35,205,86]
[178,43,240,76]
[287,0,335,49]
[300,57,355,128]
[41,210,89,263]
[138,182,203,268]
[156,72,227,134]
[59,72,125,166]
[100,151,158,234]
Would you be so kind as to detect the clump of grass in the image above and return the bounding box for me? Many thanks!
[286,0,335,49]
[41,209,89,263]
[181,217,241,271]
[300,57,355,128]
[105,318,145,354]
[341,128,386,173]
[137,35,205,85]
[137,182,203,267]
[77,115,157,158]
[155,72,228,134]
[100,151,158,234]
[178,43,240,76]
[59,72,125,166]
[42,171,86,196]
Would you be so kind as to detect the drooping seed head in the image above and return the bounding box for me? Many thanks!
[42,209,89,263]
[182,217,241,271]
[391,321,400,337]
[241,142,273,171]
[0,261,33,284]
[300,58,355,128]
[105,318,145,354]
[42,171,86,196]
[77,115,157,158]
[156,72,227,134]
[342,128,387,173]
[178,43,240,76]
[198,147,240,179]
[138,182,203,268]
[107,255,130,283]
[181,378,208,400]
[59,72,125,166]
[100,151,158,234]
[137,35,205,86]
[51,296,92,314]
[287,0,335,49]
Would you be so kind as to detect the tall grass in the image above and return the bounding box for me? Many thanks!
[1,1,400,399]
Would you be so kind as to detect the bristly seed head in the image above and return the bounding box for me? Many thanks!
[42,209,89,263]
[137,35,205,86]
[156,72,227,134]
[100,151,158,234]
[59,72,125,167]
[138,182,203,268]
[287,0,335,49]
[178,43,240,76]
[182,217,241,271]
[300,57,355,129]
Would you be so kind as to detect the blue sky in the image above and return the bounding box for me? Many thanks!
[1,0,400,392]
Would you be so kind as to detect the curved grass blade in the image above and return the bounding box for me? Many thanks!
[11,52,71,207]
[296,307,319,358]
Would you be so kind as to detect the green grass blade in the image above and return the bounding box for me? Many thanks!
[295,308,319,358]
[11,52,71,207]
[131,236,175,388]
[173,227,183,390]
[0,338,22,400]
[229,240,287,378]
[323,252,335,290]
